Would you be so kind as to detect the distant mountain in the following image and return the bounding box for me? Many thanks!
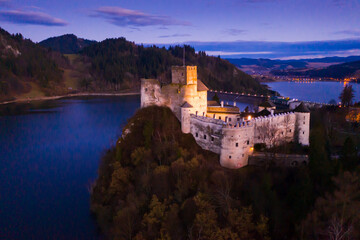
[227,56,360,76]
[227,58,308,69]
[304,56,360,63]
[39,34,96,54]
[0,27,66,101]
[271,60,360,79]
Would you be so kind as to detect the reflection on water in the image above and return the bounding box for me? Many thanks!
[0,96,140,239]
[266,81,360,103]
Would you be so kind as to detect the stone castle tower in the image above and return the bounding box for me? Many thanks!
[141,66,208,133]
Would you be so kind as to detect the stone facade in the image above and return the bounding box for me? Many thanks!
[141,65,310,169]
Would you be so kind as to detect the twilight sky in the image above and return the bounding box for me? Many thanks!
[0,0,360,59]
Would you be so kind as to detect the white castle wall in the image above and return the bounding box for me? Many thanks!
[190,115,224,154]
[296,112,310,146]
[141,78,207,121]
[253,112,296,147]
[220,122,254,168]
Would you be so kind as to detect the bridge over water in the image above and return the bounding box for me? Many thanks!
[207,90,267,106]
[208,90,335,110]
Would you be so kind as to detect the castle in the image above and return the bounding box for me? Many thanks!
[141,65,310,169]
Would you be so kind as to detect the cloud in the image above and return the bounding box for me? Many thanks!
[0,10,68,26]
[93,6,191,27]
[169,39,360,59]
[223,28,247,36]
[206,51,273,56]
[333,30,360,37]
[158,33,191,38]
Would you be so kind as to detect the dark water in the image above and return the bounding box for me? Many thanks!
[0,95,140,239]
[266,81,360,103]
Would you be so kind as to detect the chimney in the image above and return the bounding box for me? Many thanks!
[221,101,224,107]
[233,101,236,107]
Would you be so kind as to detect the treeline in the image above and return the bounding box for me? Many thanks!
[81,39,268,94]
[91,106,360,239]
[0,28,65,99]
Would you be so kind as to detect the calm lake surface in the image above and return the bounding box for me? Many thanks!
[266,81,360,103]
[0,95,140,239]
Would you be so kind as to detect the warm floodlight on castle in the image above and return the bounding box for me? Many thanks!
[141,65,310,169]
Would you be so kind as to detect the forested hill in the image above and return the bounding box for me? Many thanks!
[39,34,96,54]
[91,106,271,239]
[0,28,66,101]
[271,60,360,79]
[0,27,268,102]
[80,39,269,94]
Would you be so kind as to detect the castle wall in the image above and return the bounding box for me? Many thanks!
[296,112,310,146]
[220,122,254,168]
[171,66,187,84]
[141,78,165,108]
[171,66,197,85]
[253,112,296,147]
[206,113,240,125]
[190,115,224,154]
[141,78,207,120]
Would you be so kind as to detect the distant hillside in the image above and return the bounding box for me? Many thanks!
[304,56,360,63]
[227,58,308,69]
[228,56,360,76]
[81,39,268,94]
[271,60,360,79]
[39,34,96,54]
[0,28,66,101]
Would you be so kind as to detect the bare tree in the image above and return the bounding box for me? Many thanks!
[255,120,281,149]
[327,217,353,240]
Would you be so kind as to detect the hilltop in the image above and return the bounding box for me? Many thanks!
[81,40,268,94]
[39,34,97,54]
[91,106,271,239]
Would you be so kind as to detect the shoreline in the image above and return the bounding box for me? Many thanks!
[0,92,140,105]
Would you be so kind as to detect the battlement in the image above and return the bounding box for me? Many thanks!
[190,114,225,126]
[253,111,295,122]
[224,121,253,129]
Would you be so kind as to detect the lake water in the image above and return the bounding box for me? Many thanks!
[266,81,360,104]
[0,95,140,239]
[1,81,359,239]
